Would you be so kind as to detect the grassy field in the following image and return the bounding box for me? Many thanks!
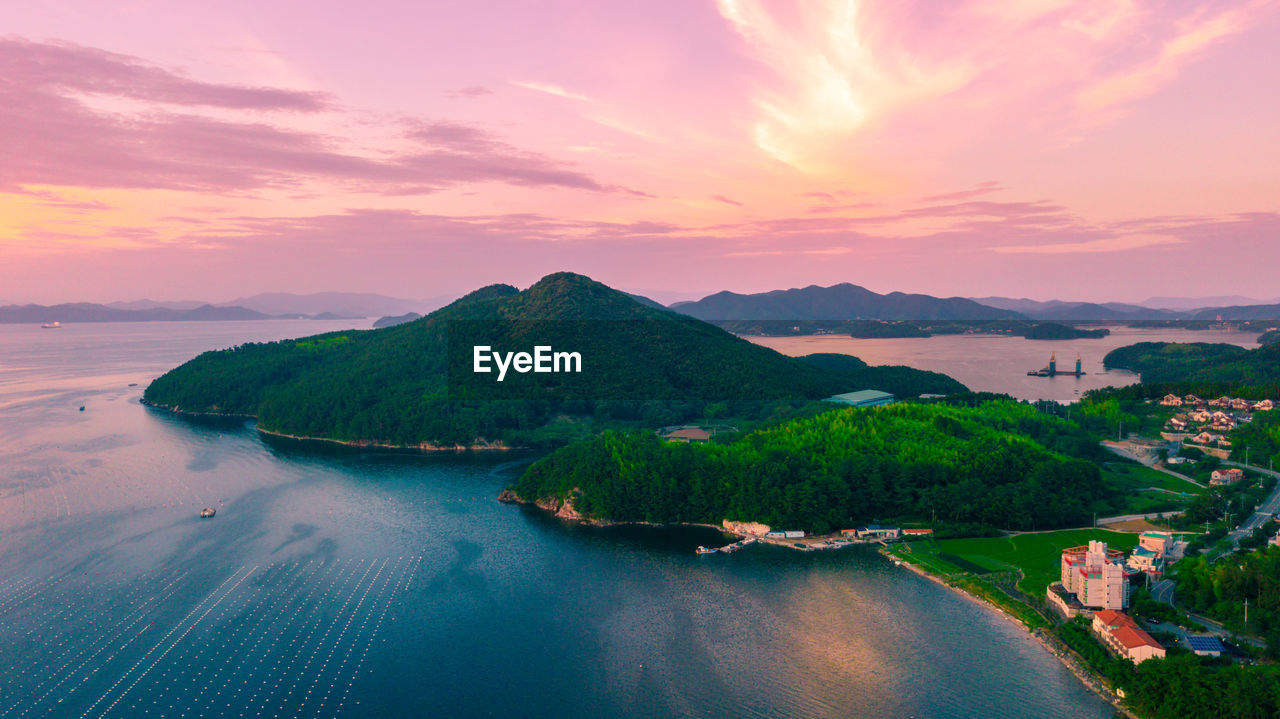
[891,528,1142,599]
[1101,461,1204,495]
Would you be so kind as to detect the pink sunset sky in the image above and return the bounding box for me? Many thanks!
[3,0,1279,304]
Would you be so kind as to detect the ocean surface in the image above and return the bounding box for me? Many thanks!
[750,326,1262,401]
[0,320,1125,718]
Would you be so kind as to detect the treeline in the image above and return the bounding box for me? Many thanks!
[1175,545,1280,653]
[1103,341,1280,387]
[510,401,1109,533]
[1057,615,1280,718]
[1233,411,1280,470]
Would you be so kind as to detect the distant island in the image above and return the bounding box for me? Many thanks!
[1023,322,1109,340]
[372,312,422,328]
[144,273,966,449]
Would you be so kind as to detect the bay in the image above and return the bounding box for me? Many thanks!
[0,321,1115,717]
[749,326,1262,401]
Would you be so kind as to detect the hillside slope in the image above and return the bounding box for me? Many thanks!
[146,273,966,447]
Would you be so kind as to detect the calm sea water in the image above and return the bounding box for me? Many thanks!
[750,326,1262,401]
[0,321,1117,718]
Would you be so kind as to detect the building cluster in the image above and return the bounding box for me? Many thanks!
[837,526,933,541]
[1047,534,1176,664]
[1160,394,1273,452]
[1159,393,1274,412]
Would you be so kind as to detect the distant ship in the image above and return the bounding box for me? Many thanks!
[199,507,217,518]
[695,546,717,555]
[40,321,61,329]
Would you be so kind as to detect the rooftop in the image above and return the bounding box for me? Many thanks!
[824,389,895,406]
[1187,636,1226,653]
[1111,625,1163,650]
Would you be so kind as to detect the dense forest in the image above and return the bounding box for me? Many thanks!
[144,273,964,447]
[1174,545,1280,652]
[1056,616,1280,719]
[1103,341,1280,386]
[509,401,1110,533]
[1261,330,1280,346]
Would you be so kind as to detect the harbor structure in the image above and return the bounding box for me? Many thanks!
[1027,353,1085,378]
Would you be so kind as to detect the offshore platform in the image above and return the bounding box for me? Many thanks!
[1028,352,1085,377]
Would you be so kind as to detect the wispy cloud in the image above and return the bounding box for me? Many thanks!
[920,181,1002,203]
[509,80,590,101]
[443,86,493,99]
[711,194,743,207]
[989,234,1185,255]
[0,38,619,195]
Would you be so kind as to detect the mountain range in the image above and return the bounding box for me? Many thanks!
[0,303,272,324]
[101,292,458,318]
[665,284,1280,322]
[671,284,1019,321]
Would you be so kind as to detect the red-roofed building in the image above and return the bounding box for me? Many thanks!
[902,528,933,537]
[1092,610,1166,664]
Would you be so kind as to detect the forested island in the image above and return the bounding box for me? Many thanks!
[144,273,964,448]
[508,400,1119,534]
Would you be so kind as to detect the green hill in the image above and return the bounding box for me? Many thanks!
[1103,341,1280,385]
[508,400,1107,533]
[144,273,965,448]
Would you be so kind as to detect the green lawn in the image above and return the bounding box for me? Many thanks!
[1101,462,1204,495]
[894,528,1142,598]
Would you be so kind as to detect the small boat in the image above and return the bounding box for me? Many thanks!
[199,507,217,518]
[40,321,61,329]
[695,546,717,555]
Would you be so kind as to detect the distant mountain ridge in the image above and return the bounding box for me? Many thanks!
[672,283,1021,321]
[101,292,459,318]
[970,296,1280,321]
[0,303,272,323]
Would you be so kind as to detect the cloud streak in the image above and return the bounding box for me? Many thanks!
[0,38,617,195]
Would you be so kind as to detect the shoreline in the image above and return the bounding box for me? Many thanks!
[141,398,522,452]
[883,548,1136,718]
[499,491,883,552]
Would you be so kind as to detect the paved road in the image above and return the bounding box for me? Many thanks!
[1224,461,1280,546]
[1150,462,1280,648]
